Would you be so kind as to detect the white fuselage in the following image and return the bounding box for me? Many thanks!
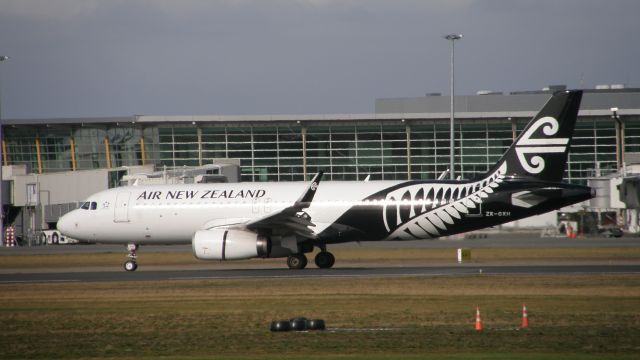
[57,181,403,244]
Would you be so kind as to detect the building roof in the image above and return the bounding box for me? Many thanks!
[3,88,640,126]
[375,89,640,114]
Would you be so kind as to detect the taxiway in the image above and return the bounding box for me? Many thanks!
[2,264,639,284]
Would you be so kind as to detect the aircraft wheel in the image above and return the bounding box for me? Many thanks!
[124,260,138,272]
[39,233,47,246]
[287,254,307,270]
[314,251,335,269]
[125,243,138,271]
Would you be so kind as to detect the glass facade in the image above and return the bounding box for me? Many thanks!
[2,115,629,185]
[625,116,640,154]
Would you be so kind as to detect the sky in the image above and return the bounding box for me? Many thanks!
[0,0,639,118]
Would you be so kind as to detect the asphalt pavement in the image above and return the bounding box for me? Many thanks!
[1,264,639,284]
[1,232,638,256]
[1,232,638,284]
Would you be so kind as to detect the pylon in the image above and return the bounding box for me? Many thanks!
[475,306,483,332]
[521,303,529,329]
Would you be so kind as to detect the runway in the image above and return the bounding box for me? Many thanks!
[1,233,638,257]
[2,264,639,284]
[2,233,638,284]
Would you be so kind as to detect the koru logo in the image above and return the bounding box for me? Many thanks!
[310,182,318,191]
[515,116,569,174]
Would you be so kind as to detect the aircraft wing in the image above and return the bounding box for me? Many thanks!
[243,172,324,239]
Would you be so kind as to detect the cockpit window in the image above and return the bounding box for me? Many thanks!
[80,201,98,210]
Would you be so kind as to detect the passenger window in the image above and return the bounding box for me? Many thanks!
[90,202,97,210]
[80,202,90,210]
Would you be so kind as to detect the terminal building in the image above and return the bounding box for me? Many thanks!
[2,85,640,244]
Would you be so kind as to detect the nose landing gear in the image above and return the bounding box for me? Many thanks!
[124,243,138,271]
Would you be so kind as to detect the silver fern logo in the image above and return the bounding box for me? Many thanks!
[515,116,569,174]
[382,163,507,240]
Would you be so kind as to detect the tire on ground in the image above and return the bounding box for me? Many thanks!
[308,319,326,330]
[289,317,308,331]
[270,320,291,332]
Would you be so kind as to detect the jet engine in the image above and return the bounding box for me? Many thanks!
[192,229,270,260]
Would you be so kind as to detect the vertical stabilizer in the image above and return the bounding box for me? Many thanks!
[487,90,582,182]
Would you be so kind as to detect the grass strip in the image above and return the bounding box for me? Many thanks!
[1,275,639,359]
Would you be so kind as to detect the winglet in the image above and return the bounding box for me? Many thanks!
[296,171,323,205]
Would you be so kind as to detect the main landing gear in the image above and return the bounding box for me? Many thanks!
[287,253,308,270]
[286,249,335,270]
[314,251,335,269]
[124,243,138,271]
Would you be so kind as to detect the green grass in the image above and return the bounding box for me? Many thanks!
[64,353,640,360]
[1,275,639,359]
[30,355,640,360]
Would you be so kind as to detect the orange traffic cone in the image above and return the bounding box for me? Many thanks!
[521,303,529,329]
[475,306,483,332]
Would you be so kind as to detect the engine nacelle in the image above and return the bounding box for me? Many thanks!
[192,229,270,260]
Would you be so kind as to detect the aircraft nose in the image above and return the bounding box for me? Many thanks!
[57,213,74,237]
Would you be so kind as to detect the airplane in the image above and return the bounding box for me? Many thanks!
[57,90,594,271]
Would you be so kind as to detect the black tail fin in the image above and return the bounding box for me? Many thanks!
[486,90,583,182]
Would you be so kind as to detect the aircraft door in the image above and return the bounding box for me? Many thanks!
[114,192,131,223]
[264,198,272,213]
[252,198,260,214]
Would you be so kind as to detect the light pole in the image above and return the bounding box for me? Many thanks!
[443,34,462,180]
[0,55,9,246]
